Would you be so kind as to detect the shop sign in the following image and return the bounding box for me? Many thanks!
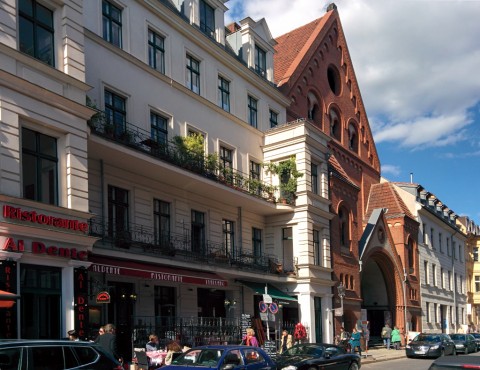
[2,205,89,234]
[0,260,17,339]
[2,238,88,261]
[96,291,111,304]
[74,268,89,340]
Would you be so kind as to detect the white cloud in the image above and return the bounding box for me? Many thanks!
[225,0,480,151]
[381,164,401,177]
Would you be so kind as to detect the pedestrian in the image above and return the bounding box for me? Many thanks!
[363,321,370,355]
[279,329,293,354]
[381,323,392,350]
[242,328,259,347]
[349,327,362,356]
[68,329,79,341]
[164,341,182,365]
[96,323,120,363]
[146,334,159,352]
[391,326,401,350]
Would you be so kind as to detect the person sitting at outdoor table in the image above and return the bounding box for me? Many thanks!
[146,334,165,368]
[164,341,182,365]
[146,334,160,352]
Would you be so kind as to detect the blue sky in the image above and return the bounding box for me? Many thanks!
[226,0,480,223]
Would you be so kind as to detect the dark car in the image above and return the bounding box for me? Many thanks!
[428,355,480,369]
[162,345,276,370]
[405,333,457,358]
[275,343,361,370]
[0,339,123,370]
[449,333,477,354]
[471,333,480,351]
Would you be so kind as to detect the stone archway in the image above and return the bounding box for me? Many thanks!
[361,251,401,341]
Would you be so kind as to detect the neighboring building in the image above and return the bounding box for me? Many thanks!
[273,3,418,338]
[394,182,468,334]
[0,0,95,340]
[457,216,480,331]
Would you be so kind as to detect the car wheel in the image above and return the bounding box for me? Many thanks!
[348,362,359,370]
[452,348,457,356]
[465,347,469,355]
[440,349,445,357]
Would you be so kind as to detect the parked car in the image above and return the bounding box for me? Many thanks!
[449,333,477,354]
[469,333,480,351]
[275,343,361,370]
[428,355,480,369]
[405,333,457,358]
[162,345,276,370]
[0,339,123,369]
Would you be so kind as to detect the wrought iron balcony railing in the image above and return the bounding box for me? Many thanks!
[87,110,278,203]
[89,218,293,275]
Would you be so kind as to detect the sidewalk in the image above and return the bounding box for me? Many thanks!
[360,347,406,364]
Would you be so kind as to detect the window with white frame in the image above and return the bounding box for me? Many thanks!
[252,227,262,257]
[148,29,165,73]
[474,247,479,262]
[439,233,442,253]
[311,163,319,194]
[218,76,230,112]
[223,219,235,256]
[426,302,430,323]
[434,303,438,323]
[269,109,278,128]
[441,267,445,289]
[430,228,434,249]
[248,95,258,128]
[102,0,122,47]
[186,54,200,94]
[105,90,127,136]
[19,0,55,66]
[153,199,170,245]
[424,261,429,285]
[220,146,233,183]
[448,271,452,291]
[254,45,266,77]
[432,264,437,286]
[249,160,261,196]
[476,276,480,292]
[313,229,321,266]
[446,237,449,256]
[423,223,428,244]
[199,0,215,39]
[150,112,168,147]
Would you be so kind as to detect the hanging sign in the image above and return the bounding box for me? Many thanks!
[96,291,111,304]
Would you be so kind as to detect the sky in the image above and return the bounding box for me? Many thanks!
[226,0,480,224]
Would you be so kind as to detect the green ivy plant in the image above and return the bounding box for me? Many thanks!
[265,156,303,202]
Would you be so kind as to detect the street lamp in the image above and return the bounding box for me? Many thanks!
[337,282,346,328]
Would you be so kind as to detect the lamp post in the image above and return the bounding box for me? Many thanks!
[337,282,346,328]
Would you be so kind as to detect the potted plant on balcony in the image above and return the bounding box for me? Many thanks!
[172,133,205,171]
[265,156,303,204]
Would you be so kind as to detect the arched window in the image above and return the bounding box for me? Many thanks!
[329,108,341,141]
[348,121,358,153]
[407,238,415,273]
[338,205,350,249]
[307,92,320,123]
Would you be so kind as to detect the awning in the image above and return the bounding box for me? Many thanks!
[89,255,227,287]
[237,280,297,301]
[0,290,20,309]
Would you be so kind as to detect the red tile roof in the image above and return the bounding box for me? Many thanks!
[366,182,415,221]
[328,154,357,188]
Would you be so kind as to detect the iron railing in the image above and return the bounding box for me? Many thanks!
[89,218,295,275]
[87,110,283,203]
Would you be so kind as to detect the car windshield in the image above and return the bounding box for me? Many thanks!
[450,334,465,340]
[283,345,323,357]
[414,335,441,342]
[173,349,224,367]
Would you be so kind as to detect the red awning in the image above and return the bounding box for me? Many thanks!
[89,255,227,287]
[0,289,19,309]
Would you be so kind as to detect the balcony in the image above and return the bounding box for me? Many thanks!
[87,110,280,203]
[89,218,293,275]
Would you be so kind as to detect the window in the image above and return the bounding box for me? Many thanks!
[249,160,261,195]
[311,163,318,194]
[426,302,430,323]
[223,220,235,256]
[434,303,438,323]
[282,228,294,272]
[252,227,262,257]
[441,268,445,289]
[475,276,480,292]
[19,0,54,66]
[22,128,58,205]
[102,0,122,47]
[432,264,437,286]
[446,237,449,255]
[423,223,428,244]
[32,346,64,369]
[407,238,414,272]
[338,206,350,249]
[430,228,434,249]
[148,29,165,73]
[448,271,452,291]
[454,273,458,292]
[191,210,205,254]
[424,261,429,285]
[108,185,129,240]
[248,95,258,128]
[348,123,358,152]
[269,110,278,128]
[154,199,170,246]
[254,45,266,77]
[155,286,176,319]
[439,233,442,253]
[313,229,321,266]
[329,108,341,141]
[220,146,233,183]
[105,90,126,136]
[218,76,230,112]
[199,0,215,38]
[186,55,200,94]
[150,112,168,147]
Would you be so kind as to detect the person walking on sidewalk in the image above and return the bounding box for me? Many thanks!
[391,326,402,350]
[381,323,392,350]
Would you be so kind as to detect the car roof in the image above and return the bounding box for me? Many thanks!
[191,345,262,350]
[0,339,97,347]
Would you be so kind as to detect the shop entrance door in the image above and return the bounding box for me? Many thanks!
[20,264,61,339]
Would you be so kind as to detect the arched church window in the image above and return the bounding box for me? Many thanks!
[329,108,341,141]
[348,121,358,153]
[338,206,350,249]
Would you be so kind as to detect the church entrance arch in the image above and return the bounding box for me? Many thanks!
[360,252,399,340]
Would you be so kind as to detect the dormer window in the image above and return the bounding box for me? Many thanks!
[200,0,215,39]
[254,45,266,77]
